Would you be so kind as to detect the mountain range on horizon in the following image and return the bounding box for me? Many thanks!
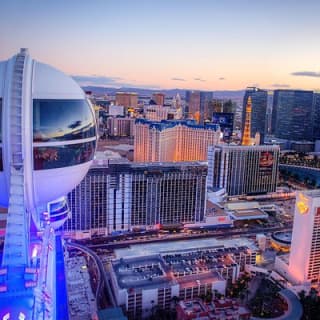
[82,85,246,100]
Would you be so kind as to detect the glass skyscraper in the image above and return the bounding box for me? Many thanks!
[272,89,314,141]
[208,145,279,196]
[312,93,320,140]
[185,90,213,123]
[242,87,268,144]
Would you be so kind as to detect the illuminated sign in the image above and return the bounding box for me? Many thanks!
[297,193,309,215]
[259,151,274,178]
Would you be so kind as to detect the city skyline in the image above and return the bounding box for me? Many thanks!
[0,47,319,319]
[1,0,320,91]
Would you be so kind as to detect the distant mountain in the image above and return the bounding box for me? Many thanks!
[82,86,245,100]
[82,86,188,97]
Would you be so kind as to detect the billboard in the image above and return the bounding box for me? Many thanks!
[259,151,273,177]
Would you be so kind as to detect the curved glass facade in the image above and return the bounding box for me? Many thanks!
[50,212,69,222]
[49,200,69,214]
[34,140,95,170]
[0,99,2,171]
[33,99,96,142]
[0,98,2,143]
[49,201,69,222]
[0,148,2,171]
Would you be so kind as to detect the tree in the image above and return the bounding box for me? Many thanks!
[298,288,320,319]
[228,272,252,299]
[171,296,179,307]
[248,278,283,318]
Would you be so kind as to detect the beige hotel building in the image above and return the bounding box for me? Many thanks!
[134,119,221,162]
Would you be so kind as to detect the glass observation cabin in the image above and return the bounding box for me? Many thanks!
[0,98,97,172]
[33,99,96,170]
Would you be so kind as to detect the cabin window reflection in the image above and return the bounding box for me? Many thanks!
[33,99,96,142]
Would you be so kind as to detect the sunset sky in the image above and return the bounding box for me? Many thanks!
[1,0,320,91]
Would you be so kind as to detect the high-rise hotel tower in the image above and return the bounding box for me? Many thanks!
[242,87,267,143]
[65,160,207,237]
[287,191,320,284]
[207,145,279,196]
[134,119,220,162]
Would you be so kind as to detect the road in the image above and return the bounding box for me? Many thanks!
[66,242,116,307]
[86,225,292,250]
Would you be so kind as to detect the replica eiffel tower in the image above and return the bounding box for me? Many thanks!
[242,96,252,146]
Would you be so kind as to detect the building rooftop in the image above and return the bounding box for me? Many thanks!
[215,144,280,151]
[228,208,268,220]
[224,201,269,220]
[225,201,260,210]
[177,297,251,320]
[66,255,97,320]
[272,231,292,245]
[114,237,258,259]
[178,299,208,316]
[112,253,228,291]
[162,248,238,278]
[206,201,226,216]
[135,118,220,131]
[116,91,137,95]
[111,238,257,293]
[177,271,224,289]
[112,255,174,290]
[277,254,290,265]
[91,158,207,170]
[301,189,320,198]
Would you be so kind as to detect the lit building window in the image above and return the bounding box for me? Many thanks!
[34,140,95,170]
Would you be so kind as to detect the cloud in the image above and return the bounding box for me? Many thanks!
[271,83,291,88]
[72,75,125,87]
[171,77,186,81]
[218,77,225,80]
[194,77,206,82]
[72,75,161,89]
[291,71,320,78]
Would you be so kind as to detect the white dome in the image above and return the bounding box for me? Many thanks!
[0,50,97,214]
[32,61,85,100]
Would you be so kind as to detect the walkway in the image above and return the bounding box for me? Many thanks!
[55,235,69,319]
[251,289,303,320]
[66,242,116,307]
